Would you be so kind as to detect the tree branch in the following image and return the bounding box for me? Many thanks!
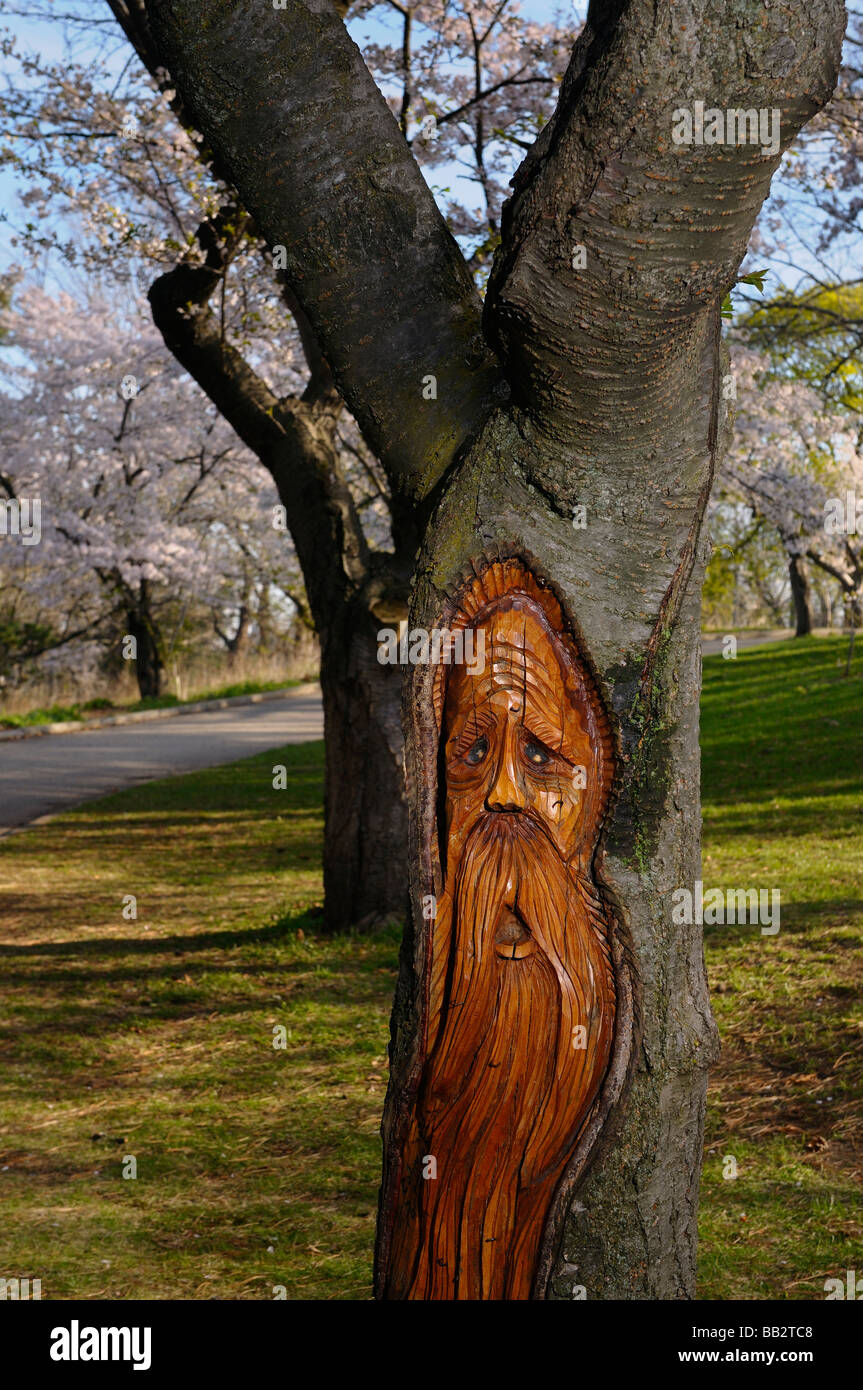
[434,74,555,129]
[805,547,856,593]
[144,0,505,499]
[485,0,846,456]
[147,210,372,623]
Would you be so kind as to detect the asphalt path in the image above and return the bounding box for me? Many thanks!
[701,627,795,655]
[0,690,323,836]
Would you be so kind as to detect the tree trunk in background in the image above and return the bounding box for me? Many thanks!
[105,2,413,928]
[819,586,834,630]
[126,580,164,699]
[789,554,813,636]
[319,603,407,928]
[146,218,417,931]
[228,601,250,665]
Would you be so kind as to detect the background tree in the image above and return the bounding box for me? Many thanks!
[0,0,570,926]
[701,509,792,631]
[720,337,862,640]
[698,2,863,642]
[0,281,303,696]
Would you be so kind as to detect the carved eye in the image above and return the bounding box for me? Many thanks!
[465,735,489,765]
[524,738,551,767]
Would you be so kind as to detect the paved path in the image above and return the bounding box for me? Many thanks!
[0,689,323,835]
[701,628,796,655]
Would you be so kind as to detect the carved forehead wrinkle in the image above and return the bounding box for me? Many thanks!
[443,608,579,747]
[489,645,562,711]
[485,609,567,710]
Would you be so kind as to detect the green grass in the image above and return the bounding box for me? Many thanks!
[0,635,859,1299]
[0,742,397,1299]
[697,635,863,1299]
[0,678,305,729]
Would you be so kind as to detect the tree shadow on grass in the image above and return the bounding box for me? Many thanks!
[0,902,402,1055]
[702,902,863,950]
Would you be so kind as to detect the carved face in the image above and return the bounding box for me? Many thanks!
[382,564,617,1302]
[442,598,594,872]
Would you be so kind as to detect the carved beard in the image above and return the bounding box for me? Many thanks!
[387,812,614,1300]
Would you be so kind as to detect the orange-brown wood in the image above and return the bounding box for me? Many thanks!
[385,559,617,1299]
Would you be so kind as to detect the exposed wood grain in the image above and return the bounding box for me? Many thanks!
[380,558,621,1299]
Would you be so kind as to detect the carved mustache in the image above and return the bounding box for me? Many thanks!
[458,801,561,858]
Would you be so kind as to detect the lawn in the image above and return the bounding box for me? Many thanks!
[0,635,860,1299]
[698,635,863,1298]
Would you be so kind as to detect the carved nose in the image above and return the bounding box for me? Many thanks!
[485,755,525,813]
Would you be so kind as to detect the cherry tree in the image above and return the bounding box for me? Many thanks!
[138,0,845,1299]
[722,344,862,638]
[0,0,849,1303]
[730,5,863,377]
[0,281,299,695]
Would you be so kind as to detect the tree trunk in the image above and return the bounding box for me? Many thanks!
[229,600,250,664]
[789,554,813,636]
[377,406,722,1298]
[126,581,164,699]
[818,584,833,630]
[101,4,415,926]
[145,219,416,930]
[318,602,407,929]
[374,0,844,1301]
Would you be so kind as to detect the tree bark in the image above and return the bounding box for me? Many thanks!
[126,580,164,699]
[319,599,407,928]
[789,554,813,636]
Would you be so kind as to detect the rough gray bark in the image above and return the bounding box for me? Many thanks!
[146,0,845,1296]
[147,0,506,501]
[319,601,407,929]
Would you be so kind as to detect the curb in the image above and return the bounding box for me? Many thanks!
[0,682,321,744]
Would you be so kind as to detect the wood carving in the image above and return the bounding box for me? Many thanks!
[380,557,620,1300]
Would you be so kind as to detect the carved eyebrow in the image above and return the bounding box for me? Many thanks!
[451,706,496,757]
[523,719,570,763]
